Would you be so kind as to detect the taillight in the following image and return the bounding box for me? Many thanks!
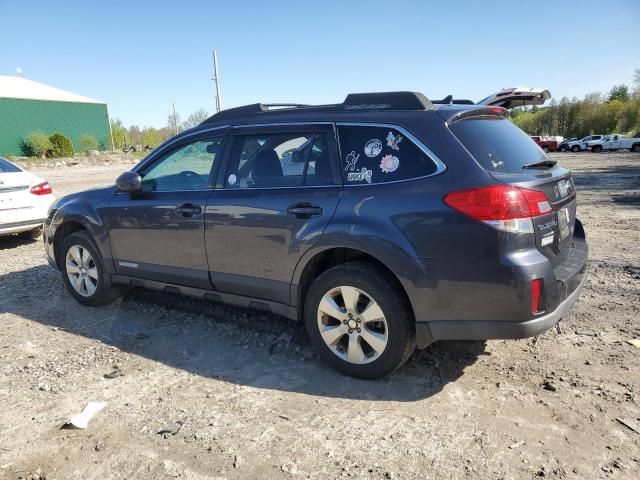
[443,185,552,233]
[531,278,543,314]
[30,181,52,196]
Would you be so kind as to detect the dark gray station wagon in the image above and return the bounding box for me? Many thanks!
[44,92,588,378]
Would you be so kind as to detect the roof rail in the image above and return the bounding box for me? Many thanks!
[202,91,432,124]
[432,95,475,105]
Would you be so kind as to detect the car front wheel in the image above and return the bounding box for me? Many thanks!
[304,262,415,379]
[61,231,122,306]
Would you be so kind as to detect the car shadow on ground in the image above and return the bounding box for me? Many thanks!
[0,265,487,402]
[0,235,39,250]
[572,164,640,191]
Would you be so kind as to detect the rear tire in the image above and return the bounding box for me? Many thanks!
[559,147,566,152]
[632,144,640,153]
[571,145,580,152]
[592,145,602,153]
[543,146,549,153]
[304,261,416,379]
[18,226,43,240]
[61,231,122,306]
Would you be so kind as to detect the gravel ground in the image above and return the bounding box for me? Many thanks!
[0,152,639,480]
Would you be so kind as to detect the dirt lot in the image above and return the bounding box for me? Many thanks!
[1,152,639,480]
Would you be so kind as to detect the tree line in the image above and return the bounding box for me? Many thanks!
[109,108,210,149]
[511,69,640,139]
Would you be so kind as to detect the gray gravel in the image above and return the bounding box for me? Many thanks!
[0,152,639,479]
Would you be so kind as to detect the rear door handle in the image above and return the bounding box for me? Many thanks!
[175,203,202,217]
[287,203,323,219]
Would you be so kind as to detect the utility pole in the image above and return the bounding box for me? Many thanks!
[212,50,222,113]
[172,102,178,135]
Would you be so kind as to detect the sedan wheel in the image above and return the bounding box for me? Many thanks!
[65,245,99,297]
[317,286,388,364]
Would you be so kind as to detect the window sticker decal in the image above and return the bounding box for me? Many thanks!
[386,131,403,150]
[364,139,383,158]
[344,151,360,171]
[347,168,373,184]
[227,173,237,186]
[380,154,399,173]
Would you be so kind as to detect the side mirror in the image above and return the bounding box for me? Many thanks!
[116,171,142,192]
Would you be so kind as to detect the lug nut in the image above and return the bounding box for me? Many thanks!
[356,318,361,323]
[348,329,353,334]
[343,319,348,324]
[357,328,361,333]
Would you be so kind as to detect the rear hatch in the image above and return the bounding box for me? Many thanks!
[445,108,576,267]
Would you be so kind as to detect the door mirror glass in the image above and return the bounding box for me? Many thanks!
[116,171,142,192]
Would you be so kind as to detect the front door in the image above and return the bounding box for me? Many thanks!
[204,124,342,304]
[105,134,226,289]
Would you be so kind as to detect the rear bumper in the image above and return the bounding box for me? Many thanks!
[0,218,45,236]
[415,270,586,347]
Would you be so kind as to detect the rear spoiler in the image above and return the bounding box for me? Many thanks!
[446,106,509,125]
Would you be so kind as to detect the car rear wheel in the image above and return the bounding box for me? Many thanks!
[592,145,602,153]
[571,145,580,152]
[632,144,640,153]
[61,231,122,306]
[543,146,549,153]
[559,146,566,152]
[304,261,415,379]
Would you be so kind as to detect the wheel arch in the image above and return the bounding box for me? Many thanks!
[292,245,419,324]
[53,219,89,270]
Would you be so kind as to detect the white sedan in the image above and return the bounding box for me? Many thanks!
[0,156,55,239]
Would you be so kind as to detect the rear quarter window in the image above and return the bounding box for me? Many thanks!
[0,157,21,173]
[336,125,437,184]
[449,116,547,174]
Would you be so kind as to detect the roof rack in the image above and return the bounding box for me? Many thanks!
[202,91,432,124]
[432,95,475,105]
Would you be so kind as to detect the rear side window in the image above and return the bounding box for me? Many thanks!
[0,157,21,173]
[450,117,546,174]
[337,125,437,185]
[225,132,338,188]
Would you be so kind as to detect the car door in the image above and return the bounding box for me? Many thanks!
[105,132,227,289]
[204,124,342,304]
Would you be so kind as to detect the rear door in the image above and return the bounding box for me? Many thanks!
[448,111,576,266]
[204,124,342,304]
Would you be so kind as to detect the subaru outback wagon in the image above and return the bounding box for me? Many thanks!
[44,91,588,379]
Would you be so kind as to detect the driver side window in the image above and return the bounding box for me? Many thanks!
[141,138,223,192]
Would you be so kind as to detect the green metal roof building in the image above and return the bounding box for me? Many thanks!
[0,75,111,156]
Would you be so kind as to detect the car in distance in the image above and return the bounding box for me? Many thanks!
[530,136,558,153]
[566,135,603,152]
[558,138,577,152]
[44,91,588,379]
[587,134,640,153]
[0,156,55,239]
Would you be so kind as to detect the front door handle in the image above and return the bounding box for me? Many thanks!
[175,203,202,217]
[287,203,323,219]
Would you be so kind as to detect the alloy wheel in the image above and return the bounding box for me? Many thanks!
[317,285,388,364]
[66,245,98,297]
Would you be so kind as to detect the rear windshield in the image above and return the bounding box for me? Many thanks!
[0,157,21,173]
[450,116,547,173]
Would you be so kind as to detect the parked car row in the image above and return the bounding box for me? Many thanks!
[555,134,640,153]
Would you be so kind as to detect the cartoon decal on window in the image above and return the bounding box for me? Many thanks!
[386,132,403,151]
[345,151,360,171]
[380,154,399,173]
[347,168,373,184]
[364,139,383,158]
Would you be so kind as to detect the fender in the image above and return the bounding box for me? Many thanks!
[48,187,116,273]
[289,220,431,311]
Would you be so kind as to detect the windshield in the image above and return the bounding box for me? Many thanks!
[0,157,21,173]
[449,116,548,173]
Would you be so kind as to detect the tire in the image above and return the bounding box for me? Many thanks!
[61,231,122,306]
[571,145,580,152]
[632,144,640,153]
[543,146,549,153]
[304,261,416,379]
[592,145,602,153]
[18,226,43,240]
[559,147,566,152]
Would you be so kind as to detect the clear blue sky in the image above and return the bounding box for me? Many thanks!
[2,0,639,128]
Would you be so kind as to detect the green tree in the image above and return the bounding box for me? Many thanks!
[141,127,162,147]
[78,134,99,153]
[22,132,52,158]
[48,133,74,158]
[182,109,210,129]
[110,118,130,149]
[608,84,629,102]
